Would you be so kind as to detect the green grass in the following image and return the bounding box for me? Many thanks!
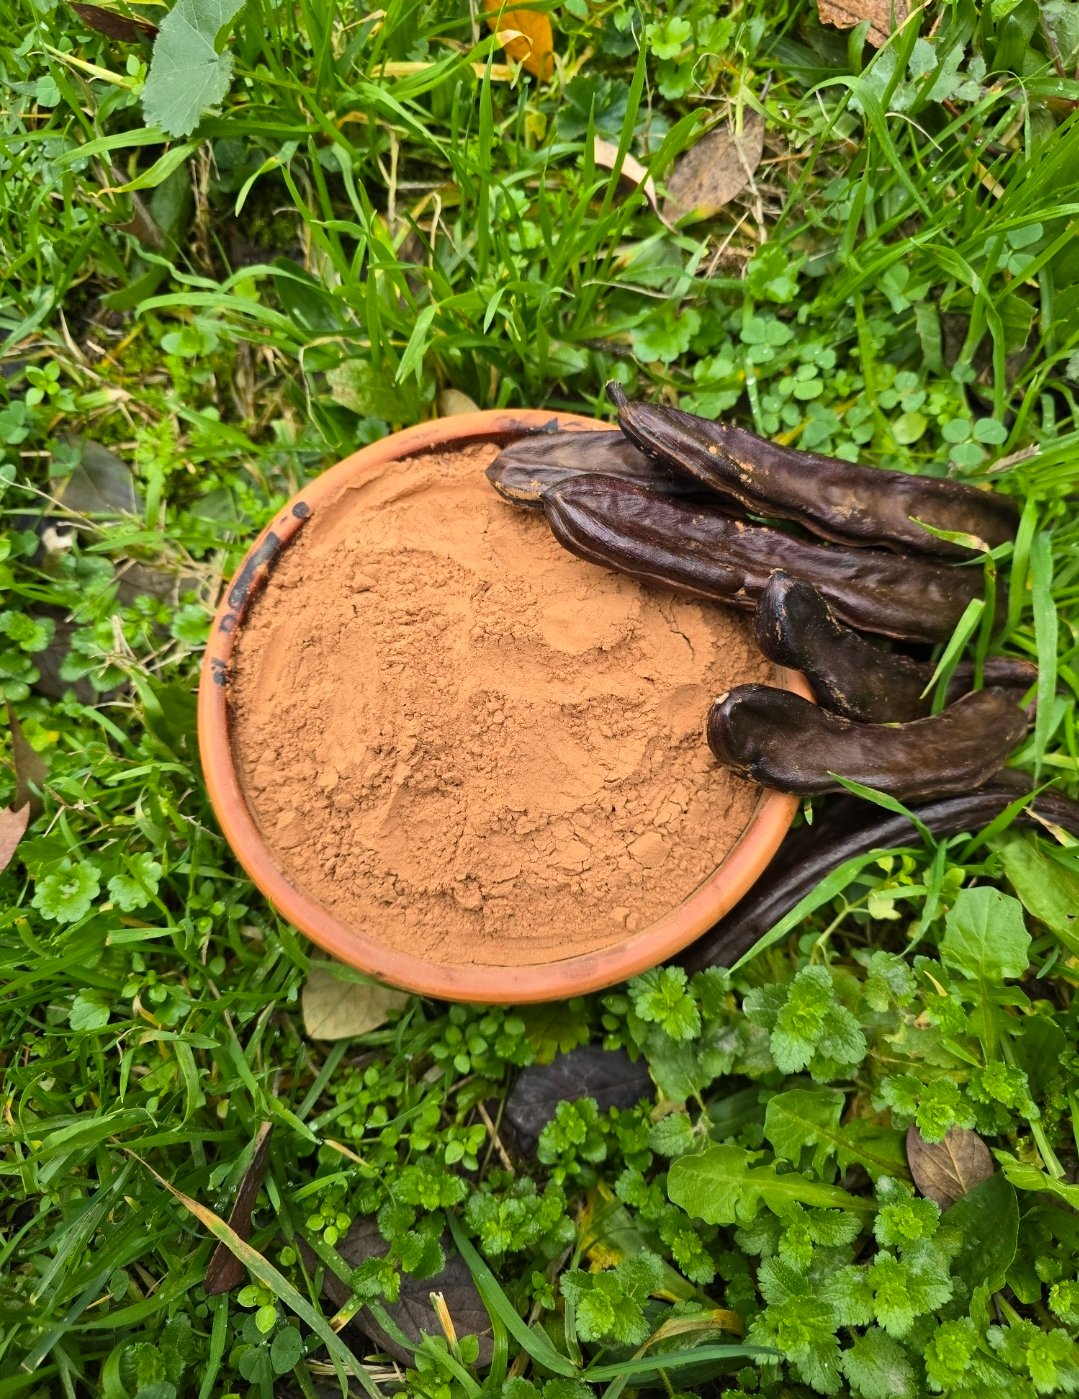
[4,0,1079,1395]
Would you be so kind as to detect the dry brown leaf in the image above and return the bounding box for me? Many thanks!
[204,1122,274,1295]
[482,0,555,80]
[6,703,48,822]
[663,114,765,225]
[69,2,158,41]
[906,1124,994,1208]
[301,963,409,1041]
[0,804,30,875]
[439,389,481,416]
[817,0,909,49]
[592,138,661,218]
[303,1217,494,1368]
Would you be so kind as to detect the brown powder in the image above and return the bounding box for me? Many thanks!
[230,441,775,967]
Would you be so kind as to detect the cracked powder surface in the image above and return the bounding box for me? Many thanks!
[229,440,775,966]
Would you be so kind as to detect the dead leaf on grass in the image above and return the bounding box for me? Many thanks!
[69,2,158,41]
[482,0,555,80]
[817,0,909,49]
[0,804,30,875]
[505,1045,652,1152]
[438,388,481,416]
[205,1121,275,1295]
[51,438,141,520]
[907,1124,994,1208]
[301,963,409,1041]
[306,1217,494,1368]
[663,114,765,225]
[592,138,663,220]
[6,703,48,822]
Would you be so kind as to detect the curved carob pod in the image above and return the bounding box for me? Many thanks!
[755,572,1037,722]
[706,684,1030,798]
[681,779,1079,972]
[486,430,696,508]
[541,475,989,644]
[606,383,1019,560]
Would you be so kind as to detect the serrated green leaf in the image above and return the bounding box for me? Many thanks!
[142,0,246,138]
[940,887,1030,982]
[667,1145,874,1226]
[867,1243,954,1338]
[647,1112,697,1158]
[629,967,700,1041]
[747,1294,842,1392]
[32,859,101,923]
[108,854,162,913]
[839,1327,916,1399]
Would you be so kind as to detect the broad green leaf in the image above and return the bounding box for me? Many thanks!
[940,886,1030,982]
[326,360,418,423]
[994,832,1079,955]
[1010,1014,1066,1099]
[996,1152,1079,1209]
[764,1090,907,1181]
[944,1172,1019,1293]
[69,989,111,1032]
[142,0,246,138]
[667,1145,874,1226]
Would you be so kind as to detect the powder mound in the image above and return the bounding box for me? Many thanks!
[230,441,776,967]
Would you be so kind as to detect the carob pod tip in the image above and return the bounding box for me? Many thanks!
[707,683,1030,799]
[681,778,1079,971]
[485,429,696,508]
[605,382,1019,559]
[755,571,1037,722]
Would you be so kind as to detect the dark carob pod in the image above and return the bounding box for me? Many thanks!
[755,572,1037,722]
[681,780,1079,971]
[541,475,989,644]
[606,383,1019,559]
[486,430,697,508]
[706,684,1030,798]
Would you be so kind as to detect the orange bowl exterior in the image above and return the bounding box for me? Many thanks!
[197,409,811,1003]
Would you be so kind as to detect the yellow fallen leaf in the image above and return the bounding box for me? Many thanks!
[482,0,555,79]
[438,388,481,415]
[301,962,409,1040]
[592,138,663,221]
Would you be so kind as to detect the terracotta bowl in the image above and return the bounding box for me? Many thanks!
[198,409,811,1003]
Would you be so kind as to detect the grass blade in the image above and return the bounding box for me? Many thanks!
[1030,530,1059,777]
[127,1152,382,1399]
[446,1212,578,1378]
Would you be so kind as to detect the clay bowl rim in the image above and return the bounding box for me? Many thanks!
[197,408,812,1004]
